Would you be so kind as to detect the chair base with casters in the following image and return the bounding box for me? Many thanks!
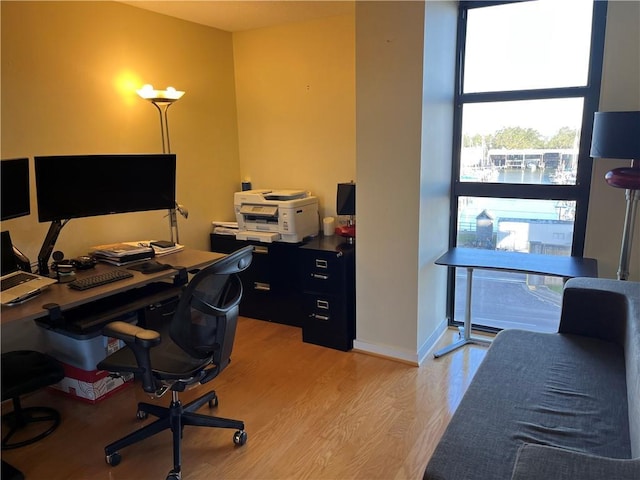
[1,350,65,450]
[98,245,253,480]
[104,388,247,480]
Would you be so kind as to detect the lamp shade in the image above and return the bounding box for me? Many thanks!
[590,111,640,159]
[136,84,185,103]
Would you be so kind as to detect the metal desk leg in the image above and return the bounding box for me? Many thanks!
[434,267,492,358]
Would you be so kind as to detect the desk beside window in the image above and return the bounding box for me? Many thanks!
[433,247,598,358]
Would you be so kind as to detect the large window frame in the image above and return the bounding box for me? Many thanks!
[446,0,608,330]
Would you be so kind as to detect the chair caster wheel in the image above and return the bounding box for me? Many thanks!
[106,452,121,466]
[233,430,247,446]
[166,469,181,480]
[208,395,218,408]
[136,410,148,420]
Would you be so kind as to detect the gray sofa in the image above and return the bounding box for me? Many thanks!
[424,277,640,480]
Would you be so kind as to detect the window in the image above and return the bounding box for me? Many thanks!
[448,0,607,333]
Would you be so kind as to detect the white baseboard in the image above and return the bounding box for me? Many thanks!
[417,319,448,365]
[353,319,448,366]
[352,340,420,365]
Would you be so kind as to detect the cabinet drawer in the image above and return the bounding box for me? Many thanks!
[303,294,345,317]
[302,294,353,351]
[241,287,302,327]
[210,234,244,254]
[299,250,342,274]
[300,255,345,294]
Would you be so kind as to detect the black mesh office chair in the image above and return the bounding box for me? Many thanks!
[97,246,253,480]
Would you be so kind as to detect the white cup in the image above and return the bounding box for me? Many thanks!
[323,217,335,236]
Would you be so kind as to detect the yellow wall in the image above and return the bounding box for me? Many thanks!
[1,1,241,259]
[233,13,356,219]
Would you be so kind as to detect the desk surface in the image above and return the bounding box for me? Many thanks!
[1,249,225,324]
[435,247,598,278]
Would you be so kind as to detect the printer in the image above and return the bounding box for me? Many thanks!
[234,189,319,243]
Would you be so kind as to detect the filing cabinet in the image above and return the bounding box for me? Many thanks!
[209,234,302,326]
[299,236,355,351]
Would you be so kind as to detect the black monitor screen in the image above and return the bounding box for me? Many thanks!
[1,158,31,221]
[336,182,355,216]
[34,154,176,222]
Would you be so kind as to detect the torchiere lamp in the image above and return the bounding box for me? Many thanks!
[137,84,188,244]
[590,111,640,280]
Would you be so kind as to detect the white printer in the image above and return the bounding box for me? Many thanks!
[234,189,319,243]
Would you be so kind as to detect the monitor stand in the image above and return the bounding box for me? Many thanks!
[37,220,64,276]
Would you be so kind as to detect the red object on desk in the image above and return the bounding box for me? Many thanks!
[335,224,356,238]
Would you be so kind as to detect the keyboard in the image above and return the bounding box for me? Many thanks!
[68,269,134,291]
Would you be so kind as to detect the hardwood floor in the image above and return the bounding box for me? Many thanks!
[1,318,490,479]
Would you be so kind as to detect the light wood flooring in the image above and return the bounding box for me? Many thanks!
[1,318,491,480]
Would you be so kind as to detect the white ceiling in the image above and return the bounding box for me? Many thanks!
[119,1,354,32]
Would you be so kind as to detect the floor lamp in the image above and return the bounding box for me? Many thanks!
[590,111,640,280]
[137,85,187,244]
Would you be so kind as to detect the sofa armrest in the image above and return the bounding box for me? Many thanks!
[558,277,630,344]
[511,444,640,480]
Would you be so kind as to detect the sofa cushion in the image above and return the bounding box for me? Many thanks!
[511,444,640,480]
[424,329,630,480]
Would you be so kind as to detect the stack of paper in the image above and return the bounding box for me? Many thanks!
[124,241,185,257]
[89,243,155,266]
[212,221,238,236]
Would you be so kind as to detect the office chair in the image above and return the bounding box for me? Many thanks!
[97,245,253,480]
[1,350,65,450]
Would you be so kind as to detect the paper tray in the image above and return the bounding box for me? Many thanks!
[235,231,281,243]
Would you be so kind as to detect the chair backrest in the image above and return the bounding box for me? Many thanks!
[169,246,253,370]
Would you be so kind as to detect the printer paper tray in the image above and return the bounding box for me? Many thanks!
[236,231,281,243]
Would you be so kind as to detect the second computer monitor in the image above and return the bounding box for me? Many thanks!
[34,154,176,222]
[336,182,355,216]
[1,158,31,221]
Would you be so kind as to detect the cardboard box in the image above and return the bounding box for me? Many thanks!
[49,362,133,404]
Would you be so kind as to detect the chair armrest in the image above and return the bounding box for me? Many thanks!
[511,444,640,480]
[101,321,161,394]
[102,321,161,349]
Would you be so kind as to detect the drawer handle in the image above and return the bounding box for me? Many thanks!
[315,259,328,269]
[310,313,330,321]
[316,300,329,310]
[311,273,329,280]
[254,245,269,255]
[254,282,270,291]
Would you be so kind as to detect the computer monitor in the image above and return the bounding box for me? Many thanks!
[1,158,31,221]
[34,154,176,222]
[336,182,355,216]
[33,153,176,275]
